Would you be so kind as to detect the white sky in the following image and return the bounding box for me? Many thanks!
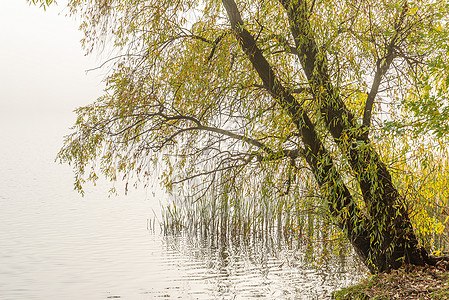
[0,1,104,118]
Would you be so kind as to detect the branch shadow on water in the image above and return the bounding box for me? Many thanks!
[158,203,368,299]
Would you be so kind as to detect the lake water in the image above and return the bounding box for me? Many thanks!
[0,113,367,299]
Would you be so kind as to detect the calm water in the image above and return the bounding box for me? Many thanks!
[0,113,367,299]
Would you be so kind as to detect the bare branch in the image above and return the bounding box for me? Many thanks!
[363,47,395,128]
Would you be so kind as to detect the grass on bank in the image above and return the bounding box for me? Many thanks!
[333,265,449,299]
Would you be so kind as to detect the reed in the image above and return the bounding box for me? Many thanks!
[160,169,351,262]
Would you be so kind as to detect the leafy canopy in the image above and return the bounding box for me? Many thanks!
[39,0,449,210]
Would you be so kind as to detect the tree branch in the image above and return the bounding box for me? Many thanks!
[363,47,395,128]
[363,1,410,129]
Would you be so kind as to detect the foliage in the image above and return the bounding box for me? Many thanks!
[376,123,449,252]
[50,0,448,193]
[34,0,449,271]
[27,0,56,10]
[383,25,449,139]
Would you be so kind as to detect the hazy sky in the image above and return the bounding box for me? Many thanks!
[0,1,104,117]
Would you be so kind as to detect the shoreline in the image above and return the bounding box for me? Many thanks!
[333,265,449,299]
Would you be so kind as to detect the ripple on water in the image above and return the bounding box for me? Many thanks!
[139,233,367,299]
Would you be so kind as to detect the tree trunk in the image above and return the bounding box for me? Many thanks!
[222,0,432,273]
[280,0,429,272]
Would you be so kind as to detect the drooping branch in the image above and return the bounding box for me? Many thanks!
[155,111,294,158]
[94,104,304,164]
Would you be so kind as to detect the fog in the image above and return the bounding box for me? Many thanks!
[0,1,104,118]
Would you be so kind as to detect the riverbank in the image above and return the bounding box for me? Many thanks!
[333,265,449,299]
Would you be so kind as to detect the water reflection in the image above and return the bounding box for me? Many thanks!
[0,114,367,299]
[154,231,367,299]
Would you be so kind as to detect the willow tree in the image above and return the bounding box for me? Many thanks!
[35,0,449,272]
